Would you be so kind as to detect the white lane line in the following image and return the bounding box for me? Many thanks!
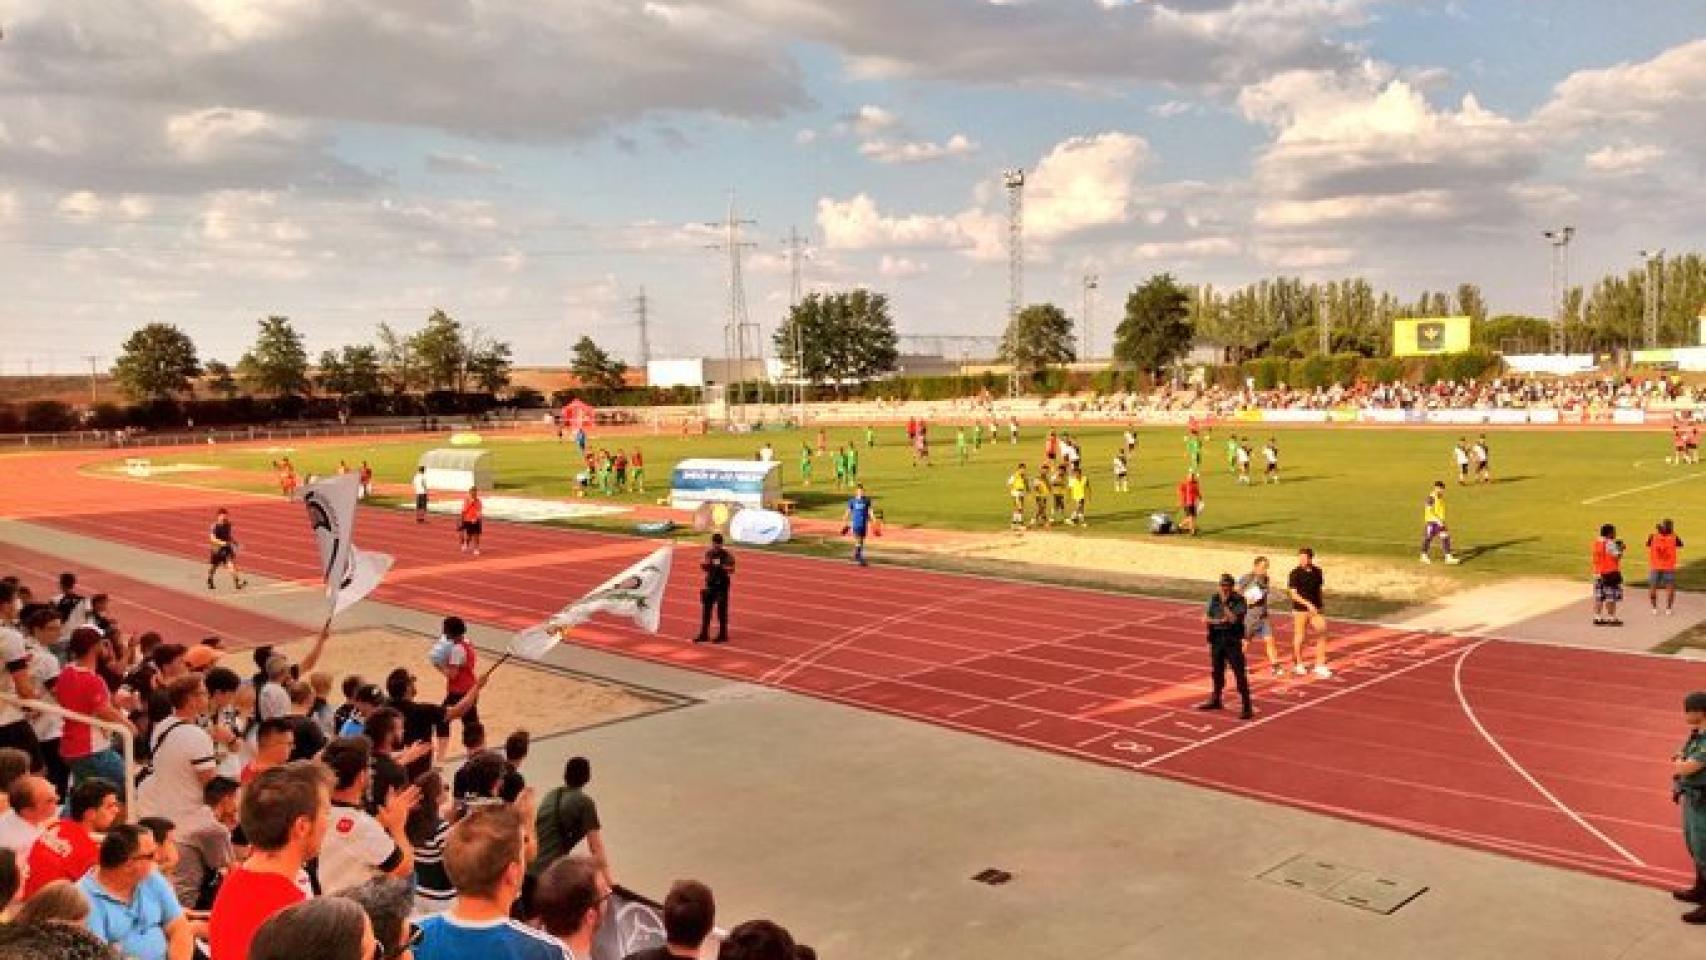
[1136,640,1472,769]
[1580,469,1706,506]
[1451,641,1646,866]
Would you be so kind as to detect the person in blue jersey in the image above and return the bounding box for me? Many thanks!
[842,484,874,567]
[415,805,571,960]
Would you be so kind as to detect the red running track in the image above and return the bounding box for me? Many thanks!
[6,450,1704,889]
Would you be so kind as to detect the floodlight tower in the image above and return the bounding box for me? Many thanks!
[1544,226,1575,354]
[707,193,757,422]
[1081,273,1098,362]
[785,227,809,411]
[1640,248,1665,349]
[1003,168,1026,396]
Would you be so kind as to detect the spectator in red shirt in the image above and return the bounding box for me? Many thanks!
[209,761,331,960]
[435,617,480,740]
[56,627,135,790]
[22,777,121,898]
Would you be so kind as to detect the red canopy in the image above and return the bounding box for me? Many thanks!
[562,399,595,429]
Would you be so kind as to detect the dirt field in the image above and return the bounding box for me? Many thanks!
[907,529,1455,602]
[268,627,672,757]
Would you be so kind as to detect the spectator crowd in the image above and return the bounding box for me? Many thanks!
[0,572,813,959]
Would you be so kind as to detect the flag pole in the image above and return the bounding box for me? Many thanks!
[480,651,515,683]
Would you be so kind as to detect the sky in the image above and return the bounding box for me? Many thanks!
[1,0,1704,374]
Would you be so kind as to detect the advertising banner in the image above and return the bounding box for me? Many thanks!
[1392,316,1471,357]
[669,458,783,510]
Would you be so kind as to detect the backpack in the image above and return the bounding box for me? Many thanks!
[135,718,192,788]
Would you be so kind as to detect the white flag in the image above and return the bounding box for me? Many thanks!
[299,473,394,617]
[511,546,674,660]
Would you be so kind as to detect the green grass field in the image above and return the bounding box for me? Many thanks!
[102,423,1706,589]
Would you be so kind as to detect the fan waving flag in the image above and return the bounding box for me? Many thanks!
[511,546,674,660]
[299,473,395,617]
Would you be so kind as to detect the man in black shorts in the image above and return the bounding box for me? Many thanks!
[206,508,247,590]
[1286,547,1331,678]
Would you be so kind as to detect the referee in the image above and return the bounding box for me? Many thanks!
[694,533,735,644]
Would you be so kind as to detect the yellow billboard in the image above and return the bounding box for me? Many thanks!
[1393,316,1471,357]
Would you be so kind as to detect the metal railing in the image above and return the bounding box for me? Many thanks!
[0,693,135,811]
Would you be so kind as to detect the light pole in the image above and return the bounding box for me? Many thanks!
[1544,226,1575,354]
[1081,273,1098,363]
[1639,248,1664,350]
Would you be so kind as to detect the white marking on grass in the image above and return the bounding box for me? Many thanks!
[1451,642,1645,866]
[1580,469,1706,506]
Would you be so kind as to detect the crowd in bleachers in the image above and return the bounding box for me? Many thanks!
[0,573,813,960]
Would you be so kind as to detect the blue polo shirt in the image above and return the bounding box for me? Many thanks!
[80,868,183,960]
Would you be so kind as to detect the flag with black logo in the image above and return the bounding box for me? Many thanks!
[299,473,394,617]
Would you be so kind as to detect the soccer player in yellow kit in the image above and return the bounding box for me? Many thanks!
[1420,481,1461,565]
[1007,464,1029,531]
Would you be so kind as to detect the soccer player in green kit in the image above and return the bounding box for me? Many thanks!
[972,421,983,450]
[845,443,860,482]
[1185,430,1204,475]
[1226,435,1240,475]
[799,442,814,486]
[956,427,969,464]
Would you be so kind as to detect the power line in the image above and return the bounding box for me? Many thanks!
[634,286,652,367]
[706,192,757,422]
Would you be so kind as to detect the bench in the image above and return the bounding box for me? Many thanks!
[776,499,797,516]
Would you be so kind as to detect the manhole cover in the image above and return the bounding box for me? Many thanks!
[1257,854,1426,915]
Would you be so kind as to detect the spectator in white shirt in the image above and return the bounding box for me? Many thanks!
[0,582,44,768]
[316,737,418,895]
[170,775,239,911]
[0,774,58,859]
[136,676,218,825]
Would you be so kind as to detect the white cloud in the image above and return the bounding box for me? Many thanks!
[1026,133,1152,241]
[1536,38,1706,135]
[794,128,818,145]
[845,105,900,136]
[425,151,504,176]
[56,191,104,220]
[1132,237,1240,260]
[858,133,978,164]
[1150,100,1195,118]
[878,254,929,277]
[1583,142,1667,175]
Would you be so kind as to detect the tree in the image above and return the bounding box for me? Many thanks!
[315,349,350,398]
[999,303,1076,382]
[1115,274,1193,376]
[466,339,513,394]
[376,322,417,395]
[236,316,310,396]
[203,359,240,399]
[570,336,628,392]
[111,323,201,400]
[772,289,900,389]
[410,310,467,391]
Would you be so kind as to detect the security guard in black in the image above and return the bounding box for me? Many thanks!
[1199,574,1254,720]
[695,533,735,644]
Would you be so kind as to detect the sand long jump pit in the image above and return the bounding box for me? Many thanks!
[271,626,686,758]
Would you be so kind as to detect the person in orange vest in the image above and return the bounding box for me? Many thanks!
[1592,523,1626,626]
[1648,519,1685,615]
[458,488,484,556]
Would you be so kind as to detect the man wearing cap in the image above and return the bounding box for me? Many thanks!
[1673,690,1706,923]
[1198,574,1254,720]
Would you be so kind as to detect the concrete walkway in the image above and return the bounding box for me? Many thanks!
[1387,577,1706,652]
[1,517,1701,957]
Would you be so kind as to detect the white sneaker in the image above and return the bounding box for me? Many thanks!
[1292,663,1308,676]
[1419,553,1432,564]
[1312,665,1334,679]
[1666,608,1675,616]
[473,549,481,556]
[1444,555,1460,565]
[1652,607,1661,616]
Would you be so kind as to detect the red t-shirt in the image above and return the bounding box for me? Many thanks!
[54,664,110,759]
[1178,479,1201,506]
[210,866,308,960]
[460,498,482,523]
[632,451,643,467]
[23,819,99,898]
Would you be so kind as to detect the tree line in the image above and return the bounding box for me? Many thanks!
[111,311,515,404]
